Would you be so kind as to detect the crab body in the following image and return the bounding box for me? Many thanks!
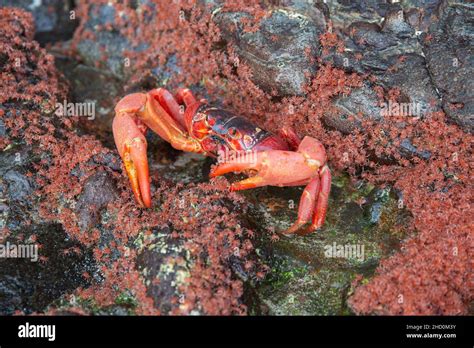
[188,105,289,156]
[113,88,331,234]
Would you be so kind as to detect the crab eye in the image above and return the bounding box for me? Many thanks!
[227,127,241,139]
[193,112,206,122]
[243,134,254,148]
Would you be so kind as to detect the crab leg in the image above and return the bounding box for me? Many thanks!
[151,88,186,129]
[113,92,203,207]
[140,92,202,153]
[278,126,301,150]
[175,88,198,106]
[284,176,320,234]
[309,165,331,231]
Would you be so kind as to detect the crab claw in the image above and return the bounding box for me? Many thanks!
[113,94,151,208]
[210,137,325,188]
[210,136,331,234]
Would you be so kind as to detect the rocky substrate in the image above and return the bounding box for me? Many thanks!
[1,0,472,315]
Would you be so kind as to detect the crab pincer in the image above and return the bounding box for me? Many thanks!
[112,93,151,208]
[210,136,332,235]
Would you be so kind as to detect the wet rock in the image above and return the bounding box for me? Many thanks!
[214,7,327,96]
[75,2,147,79]
[325,0,393,28]
[0,145,97,315]
[321,16,429,98]
[346,19,422,69]
[260,261,352,315]
[424,1,474,132]
[73,1,182,91]
[95,305,133,316]
[324,0,440,34]
[0,0,78,44]
[350,21,399,51]
[149,54,182,87]
[276,0,329,27]
[90,152,123,173]
[0,202,8,231]
[158,152,208,185]
[0,7,115,315]
[53,55,122,146]
[399,138,431,160]
[132,182,263,315]
[76,33,136,80]
[366,187,391,225]
[136,226,191,314]
[324,1,371,25]
[0,145,36,176]
[243,176,408,315]
[320,8,442,139]
[323,74,436,163]
[377,53,441,117]
[0,147,36,198]
[339,201,368,234]
[324,83,383,134]
[382,8,415,38]
[0,275,24,315]
[75,172,118,232]
[0,223,95,315]
[136,225,246,315]
[403,0,443,34]
[252,174,410,315]
[0,145,38,231]
[0,119,5,137]
[3,170,31,201]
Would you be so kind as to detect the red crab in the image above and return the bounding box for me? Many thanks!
[112,88,331,235]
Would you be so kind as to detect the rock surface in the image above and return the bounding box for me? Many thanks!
[214,6,327,96]
[424,1,474,132]
[1,0,472,316]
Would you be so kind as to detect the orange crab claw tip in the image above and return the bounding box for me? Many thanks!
[138,170,152,208]
[127,166,151,208]
[128,139,152,208]
[209,165,227,178]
